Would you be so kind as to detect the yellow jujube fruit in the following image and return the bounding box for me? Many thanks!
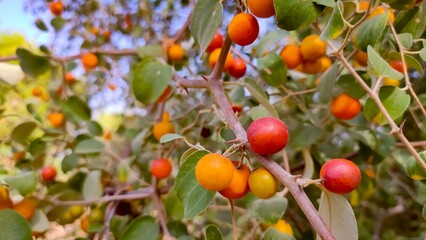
[153,112,175,141]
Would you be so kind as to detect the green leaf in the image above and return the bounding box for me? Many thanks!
[317,63,338,103]
[263,227,295,240]
[249,105,274,120]
[205,225,222,240]
[253,196,288,224]
[31,209,50,233]
[253,30,288,58]
[320,4,344,40]
[82,170,103,200]
[16,48,50,77]
[121,216,160,240]
[336,73,370,99]
[175,150,215,218]
[316,191,358,240]
[160,133,185,143]
[35,19,48,31]
[75,139,104,154]
[5,171,38,196]
[288,124,322,150]
[0,209,32,240]
[367,46,404,80]
[62,153,79,173]
[62,96,91,122]
[11,121,38,145]
[274,0,323,31]
[404,151,426,180]
[190,0,223,55]
[86,121,103,136]
[243,78,279,118]
[136,45,165,59]
[132,59,173,104]
[167,220,189,237]
[394,7,426,39]
[397,33,413,49]
[28,138,46,158]
[180,148,198,164]
[352,13,388,51]
[364,86,410,125]
[257,53,287,87]
[51,17,65,31]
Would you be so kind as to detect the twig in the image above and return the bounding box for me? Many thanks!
[46,188,154,206]
[151,179,174,239]
[334,51,426,172]
[389,21,426,119]
[230,199,238,240]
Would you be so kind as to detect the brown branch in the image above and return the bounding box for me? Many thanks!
[203,30,334,240]
[0,55,19,62]
[47,188,154,206]
[151,180,173,238]
[396,141,426,148]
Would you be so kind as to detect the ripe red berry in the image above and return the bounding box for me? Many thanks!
[229,59,247,78]
[247,117,289,155]
[150,158,172,179]
[41,166,57,181]
[320,158,361,194]
[206,32,224,53]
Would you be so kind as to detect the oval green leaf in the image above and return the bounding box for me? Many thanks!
[253,196,288,224]
[0,209,32,240]
[243,78,279,118]
[16,48,50,78]
[257,53,287,87]
[75,139,104,154]
[160,133,185,144]
[62,96,91,122]
[11,121,38,145]
[5,171,38,197]
[62,153,79,173]
[320,4,344,40]
[367,46,404,80]
[31,209,50,233]
[132,59,173,104]
[190,0,223,55]
[316,191,358,240]
[405,151,426,180]
[205,224,222,240]
[394,7,426,39]
[352,13,388,51]
[175,150,215,218]
[87,121,103,136]
[82,170,103,200]
[121,216,160,240]
[274,0,323,31]
[364,86,410,125]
